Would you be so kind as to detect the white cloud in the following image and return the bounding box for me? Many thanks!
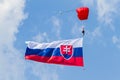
[30,63,59,80]
[112,36,118,44]
[86,26,102,43]
[80,0,120,44]
[0,1,59,80]
[112,36,120,48]
[0,0,26,80]
[0,0,26,46]
[51,16,61,39]
[97,0,120,30]
[81,0,120,30]
[91,27,102,38]
[71,23,82,37]
[81,0,94,6]
[32,32,50,43]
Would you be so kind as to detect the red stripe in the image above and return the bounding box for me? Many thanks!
[25,55,84,66]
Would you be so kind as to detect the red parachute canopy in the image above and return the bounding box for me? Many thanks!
[76,7,89,20]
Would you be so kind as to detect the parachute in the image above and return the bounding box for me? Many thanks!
[76,7,89,20]
[76,7,89,36]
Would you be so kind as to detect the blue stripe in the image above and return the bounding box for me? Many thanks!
[25,47,83,57]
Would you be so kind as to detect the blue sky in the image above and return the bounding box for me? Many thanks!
[0,0,120,80]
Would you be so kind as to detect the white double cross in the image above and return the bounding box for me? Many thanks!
[63,45,71,54]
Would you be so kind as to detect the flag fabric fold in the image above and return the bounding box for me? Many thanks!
[25,38,84,66]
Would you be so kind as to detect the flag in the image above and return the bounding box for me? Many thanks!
[25,38,84,66]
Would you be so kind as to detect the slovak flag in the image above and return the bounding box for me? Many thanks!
[25,38,84,66]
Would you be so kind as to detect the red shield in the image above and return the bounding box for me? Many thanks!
[60,45,73,60]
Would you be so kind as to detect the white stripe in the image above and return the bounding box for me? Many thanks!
[26,38,83,49]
